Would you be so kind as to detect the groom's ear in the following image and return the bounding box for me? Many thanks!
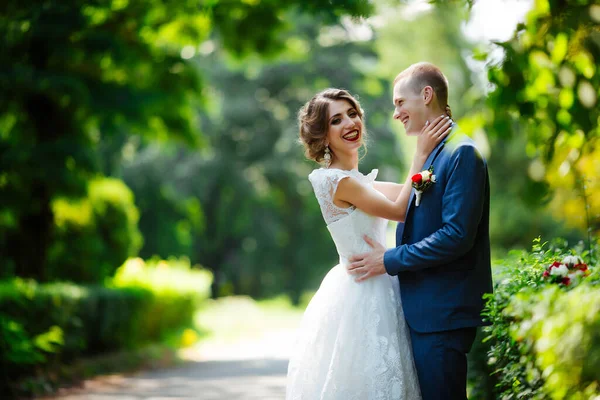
[422,86,434,106]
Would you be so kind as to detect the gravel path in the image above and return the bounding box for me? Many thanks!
[45,330,295,400]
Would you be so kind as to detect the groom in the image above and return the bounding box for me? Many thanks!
[347,62,493,400]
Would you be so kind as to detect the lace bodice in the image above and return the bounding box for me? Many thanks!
[308,168,378,225]
[308,168,387,265]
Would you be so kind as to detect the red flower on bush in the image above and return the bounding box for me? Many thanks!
[575,263,588,272]
[543,255,590,286]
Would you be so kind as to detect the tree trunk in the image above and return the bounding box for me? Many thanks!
[11,183,52,281]
[7,35,62,280]
[11,90,65,280]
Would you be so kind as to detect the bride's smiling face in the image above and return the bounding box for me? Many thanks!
[326,100,363,157]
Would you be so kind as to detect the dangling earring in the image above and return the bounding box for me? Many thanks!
[324,146,331,169]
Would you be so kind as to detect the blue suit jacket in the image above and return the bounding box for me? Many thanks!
[384,127,493,333]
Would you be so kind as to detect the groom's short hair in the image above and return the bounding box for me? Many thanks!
[394,62,449,107]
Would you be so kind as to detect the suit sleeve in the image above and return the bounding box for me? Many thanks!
[384,144,487,275]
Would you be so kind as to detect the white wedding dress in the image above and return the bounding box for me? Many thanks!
[286,168,421,400]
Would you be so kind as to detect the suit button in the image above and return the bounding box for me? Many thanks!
[402,235,408,241]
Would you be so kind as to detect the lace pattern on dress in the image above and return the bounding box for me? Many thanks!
[308,168,378,225]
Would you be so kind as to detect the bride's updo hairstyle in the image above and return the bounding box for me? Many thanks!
[298,88,366,165]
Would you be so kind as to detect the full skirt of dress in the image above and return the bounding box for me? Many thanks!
[286,264,422,400]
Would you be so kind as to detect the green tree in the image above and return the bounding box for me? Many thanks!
[374,2,474,119]
[0,0,374,281]
[487,0,599,159]
[120,146,205,261]
[486,135,582,252]
[483,0,599,236]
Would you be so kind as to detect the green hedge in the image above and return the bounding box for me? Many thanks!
[0,257,212,396]
[469,238,600,399]
[110,257,212,346]
[47,178,143,284]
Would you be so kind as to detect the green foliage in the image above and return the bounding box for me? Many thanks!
[507,284,600,399]
[120,147,206,262]
[46,177,142,283]
[477,240,551,398]
[0,258,212,395]
[111,257,212,339]
[0,0,202,279]
[374,2,474,119]
[487,135,583,251]
[462,0,600,238]
[113,257,212,298]
[0,314,49,365]
[0,0,374,281]
[207,0,374,57]
[469,237,600,399]
[486,0,599,161]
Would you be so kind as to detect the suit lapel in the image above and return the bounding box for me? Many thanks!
[403,123,457,222]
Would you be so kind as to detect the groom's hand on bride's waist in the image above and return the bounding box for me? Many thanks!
[347,235,386,282]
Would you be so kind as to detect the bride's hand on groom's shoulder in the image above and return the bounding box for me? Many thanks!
[347,235,387,282]
[416,115,453,158]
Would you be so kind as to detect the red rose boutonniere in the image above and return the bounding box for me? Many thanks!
[411,166,436,207]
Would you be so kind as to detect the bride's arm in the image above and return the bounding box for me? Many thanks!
[335,116,452,222]
[373,182,403,201]
[336,154,428,222]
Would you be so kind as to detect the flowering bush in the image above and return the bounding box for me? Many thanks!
[468,237,599,400]
[542,255,590,286]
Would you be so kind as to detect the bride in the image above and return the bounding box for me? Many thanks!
[286,88,452,399]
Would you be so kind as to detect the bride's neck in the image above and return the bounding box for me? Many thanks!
[330,153,358,171]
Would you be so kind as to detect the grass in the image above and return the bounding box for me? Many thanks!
[193,294,307,345]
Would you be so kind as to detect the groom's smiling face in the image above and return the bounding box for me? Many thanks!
[392,79,428,136]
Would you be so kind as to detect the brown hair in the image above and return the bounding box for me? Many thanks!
[394,62,452,118]
[298,88,366,164]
